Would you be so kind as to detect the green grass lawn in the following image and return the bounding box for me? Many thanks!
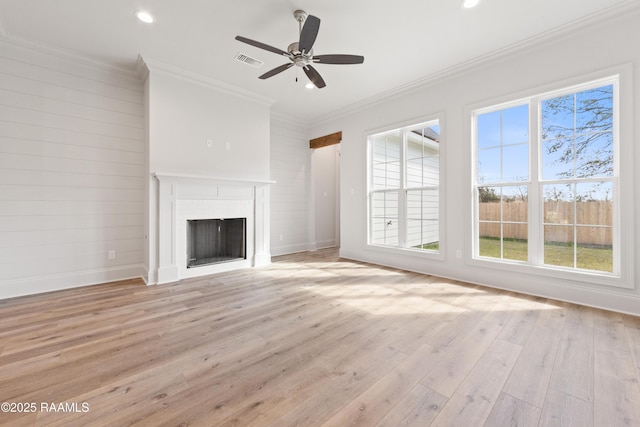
[413,238,612,273]
[418,242,439,251]
[479,237,613,272]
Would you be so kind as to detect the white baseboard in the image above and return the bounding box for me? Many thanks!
[314,240,337,250]
[0,265,144,300]
[141,265,157,285]
[271,242,312,256]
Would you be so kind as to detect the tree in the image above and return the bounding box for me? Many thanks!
[541,85,613,179]
[478,187,500,202]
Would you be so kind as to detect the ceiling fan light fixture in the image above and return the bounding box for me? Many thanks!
[305,82,315,89]
[463,0,480,8]
[136,10,154,23]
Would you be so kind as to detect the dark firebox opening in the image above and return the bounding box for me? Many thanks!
[187,218,246,268]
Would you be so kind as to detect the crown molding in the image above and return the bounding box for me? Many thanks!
[310,0,640,128]
[139,56,276,108]
[270,110,311,131]
[135,55,149,81]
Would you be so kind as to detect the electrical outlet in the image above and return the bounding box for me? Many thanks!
[206,139,213,148]
[456,249,462,259]
[108,250,116,260]
[225,142,231,151]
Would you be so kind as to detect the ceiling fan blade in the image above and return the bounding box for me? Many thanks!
[235,35,291,57]
[259,63,294,79]
[303,64,326,88]
[313,54,365,65]
[298,15,320,54]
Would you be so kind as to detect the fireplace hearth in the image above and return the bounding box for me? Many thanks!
[187,218,246,268]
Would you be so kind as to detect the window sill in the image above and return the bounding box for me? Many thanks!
[366,243,445,261]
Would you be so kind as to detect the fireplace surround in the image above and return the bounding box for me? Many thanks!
[153,173,273,284]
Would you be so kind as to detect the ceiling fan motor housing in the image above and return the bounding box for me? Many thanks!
[287,42,313,66]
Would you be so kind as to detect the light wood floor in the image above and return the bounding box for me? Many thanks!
[1,248,640,426]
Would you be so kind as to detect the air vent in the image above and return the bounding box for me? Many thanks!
[234,53,263,68]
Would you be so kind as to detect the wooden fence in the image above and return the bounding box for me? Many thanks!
[479,201,612,246]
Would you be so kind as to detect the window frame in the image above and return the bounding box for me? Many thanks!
[469,71,633,289]
[367,115,445,259]
[474,99,532,264]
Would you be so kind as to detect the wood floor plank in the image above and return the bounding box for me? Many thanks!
[429,339,522,427]
[622,313,640,330]
[420,319,504,398]
[423,308,490,352]
[593,310,640,426]
[269,345,406,427]
[321,343,445,427]
[539,387,593,427]
[496,304,540,346]
[0,247,638,426]
[241,314,416,427]
[502,307,565,408]
[375,384,447,427]
[626,320,640,394]
[483,392,541,427]
[548,303,595,403]
[262,304,421,426]
[112,298,407,425]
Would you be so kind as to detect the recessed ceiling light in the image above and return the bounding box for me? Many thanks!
[136,10,154,23]
[305,83,315,89]
[463,0,480,8]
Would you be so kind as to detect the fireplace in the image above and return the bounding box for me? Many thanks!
[187,218,246,268]
[153,173,272,284]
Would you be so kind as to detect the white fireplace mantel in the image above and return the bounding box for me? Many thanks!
[153,172,273,284]
[153,172,276,186]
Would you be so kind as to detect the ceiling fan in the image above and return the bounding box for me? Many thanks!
[235,10,364,89]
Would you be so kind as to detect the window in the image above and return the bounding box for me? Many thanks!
[476,104,530,262]
[473,77,618,277]
[369,119,441,253]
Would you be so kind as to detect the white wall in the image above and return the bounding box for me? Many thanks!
[145,68,271,180]
[270,116,311,255]
[141,61,272,282]
[310,5,640,315]
[312,144,339,249]
[270,118,340,256]
[0,40,145,299]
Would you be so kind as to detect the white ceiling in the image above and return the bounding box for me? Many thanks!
[0,0,627,123]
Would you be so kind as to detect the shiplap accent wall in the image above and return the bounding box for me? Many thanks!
[0,40,145,299]
[270,116,311,256]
